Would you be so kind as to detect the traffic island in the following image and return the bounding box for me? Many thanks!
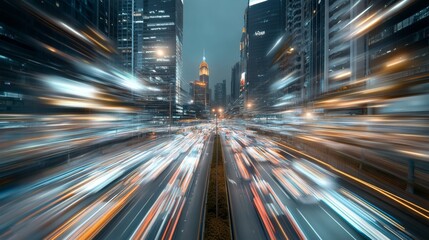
[204,134,231,240]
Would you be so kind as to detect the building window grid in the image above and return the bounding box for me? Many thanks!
[369,6,429,46]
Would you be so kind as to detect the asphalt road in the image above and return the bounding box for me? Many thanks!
[174,133,214,240]
[221,133,271,240]
[0,136,169,239]
[220,127,399,240]
[1,127,214,240]
[255,159,363,240]
[95,133,214,240]
[3,123,426,239]
[94,151,185,239]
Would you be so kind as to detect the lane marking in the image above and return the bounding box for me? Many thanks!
[297,209,323,240]
[228,179,237,185]
[320,206,357,240]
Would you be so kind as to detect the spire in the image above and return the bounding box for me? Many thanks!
[199,50,209,77]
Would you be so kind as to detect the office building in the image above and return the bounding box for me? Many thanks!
[214,80,227,109]
[116,0,144,74]
[30,0,115,37]
[308,0,326,101]
[324,0,366,92]
[280,0,365,110]
[199,56,209,83]
[237,12,248,115]
[199,57,210,107]
[190,80,207,107]
[141,0,184,117]
[230,62,240,102]
[246,0,284,109]
[366,0,429,114]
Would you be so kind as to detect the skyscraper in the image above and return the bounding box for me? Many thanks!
[199,56,210,107]
[246,0,284,109]
[230,62,240,102]
[190,80,207,107]
[214,80,227,109]
[31,0,115,37]
[278,0,365,111]
[116,0,144,74]
[238,18,248,114]
[32,0,96,26]
[309,0,326,101]
[324,0,365,92]
[0,0,116,114]
[281,0,311,103]
[142,0,184,117]
[366,0,429,115]
[95,0,112,36]
[199,57,209,83]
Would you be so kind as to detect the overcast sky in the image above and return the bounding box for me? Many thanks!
[183,0,248,95]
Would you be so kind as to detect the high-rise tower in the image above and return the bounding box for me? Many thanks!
[199,55,209,83]
[142,0,184,117]
[246,0,284,109]
[198,55,210,107]
[116,0,143,74]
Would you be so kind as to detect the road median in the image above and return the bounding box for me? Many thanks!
[204,134,231,240]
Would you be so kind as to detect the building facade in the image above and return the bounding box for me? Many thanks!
[199,58,210,107]
[116,0,144,74]
[190,80,207,106]
[0,0,116,113]
[214,80,227,109]
[246,0,284,110]
[230,61,240,102]
[141,0,184,117]
[366,0,429,114]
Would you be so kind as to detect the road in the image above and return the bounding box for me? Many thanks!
[174,133,214,240]
[220,125,422,240]
[222,133,271,240]
[1,122,427,240]
[0,124,214,240]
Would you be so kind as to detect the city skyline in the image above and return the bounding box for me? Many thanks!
[183,0,248,94]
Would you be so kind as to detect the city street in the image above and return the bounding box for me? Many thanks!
[0,126,214,239]
[220,125,428,239]
[1,0,429,239]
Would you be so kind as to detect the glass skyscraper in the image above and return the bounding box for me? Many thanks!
[116,0,144,74]
[246,0,284,109]
[142,0,184,117]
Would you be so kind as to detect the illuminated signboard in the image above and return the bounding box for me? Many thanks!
[254,30,265,36]
[240,72,246,93]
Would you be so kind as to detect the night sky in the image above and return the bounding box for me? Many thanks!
[183,0,248,95]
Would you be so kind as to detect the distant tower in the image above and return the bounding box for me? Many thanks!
[199,52,210,108]
[199,52,209,83]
